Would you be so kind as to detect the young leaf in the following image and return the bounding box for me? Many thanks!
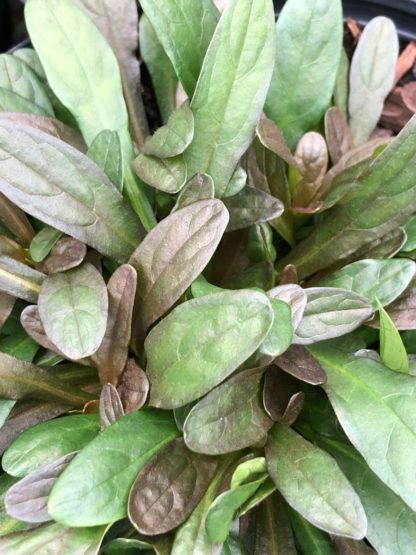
[139,15,177,124]
[117,359,149,413]
[223,166,248,198]
[325,107,354,165]
[38,264,108,360]
[87,130,123,191]
[184,368,273,455]
[0,121,144,263]
[275,345,327,385]
[133,153,187,193]
[130,199,229,336]
[5,452,77,523]
[0,255,44,303]
[185,0,275,197]
[145,291,274,409]
[48,410,179,526]
[172,174,214,212]
[265,0,343,148]
[74,0,149,147]
[268,284,307,331]
[128,438,218,535]
[309,343,416,512]
[92,265,136,385]
[263,367,305,425]
[37,237,87,275]
[256,116,299,169]
[293,288,373,345]
[266,424,367,539]
[292,132,328,208]
[222,188,284,231]
[29,227,62,264]
[349,17,399,144]
[377,300,409,374]
[288,508,336,555]
[139,0,219,98]
[141,102,194,158]
[318,259,416,308]
[2,414,99,478]
[99,384,125,430]
[259,299,293,357]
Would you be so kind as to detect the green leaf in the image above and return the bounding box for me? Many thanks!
[185,0,275,197]
[259,298,293,357]
[288,508,336,555]
[293,288,373,345]
[0,54,53,116]
[87,130,123,191]
[309,343,416,512]
[0,330,39,363]
[266,424,367,539]
[184,368,273,455]
[377,300,409,373]
[334,48,349,114]
[0,522,108,555]
[133,153,187,193]
[0,255,44,303]
[223,166,248,198]
[402,213,416,252]
[128,438,218,535]
[30,227,62,264]
[141,101,194,158]
[0,474,30,537]
[146,290,274,409]
[48,410,178,526]
[265,0,343,148]
[3,414,99,477]
[318,259,416,308]
[139,0,219,98]
[173,174,215,212]
[282,114,416,280]
[0,121,144,263]
[139,14,177,124]
[38,264,108,360]
[130,199,229,337]
[268,284,307,331]
[223,188,284,231]
[349,17,399,144]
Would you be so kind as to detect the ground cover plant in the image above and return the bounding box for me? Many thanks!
[0,0,415,552]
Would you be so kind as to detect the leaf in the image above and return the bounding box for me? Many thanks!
[21,305,67,359]
[0,294,14,330]
[0,121,144,263]
[0,331,39,363]
[402,213,416,252]
[173,174,215,212]
[130,199,229,336]
[223,166,248,198]
[332,537,376,555]
[133,153,187,193]
[256,116,299,168]
[139,15,177,124]
[37,237,87,275]
[318,259,416,308]
[325,107,354,165]
[48,410,178,526]
[373,279,416,330]
[263,367,305,424]
[334,48,349,114]
[99,384,125,430]
[139,0,219,98]
[293,288,373,345]
[38,264,108,360]
[141,102,194,158]
[288,508,336,555]
[0,255,44,303]
[185,0,275,197]
[265,0,343,148]
[0,352,95,407]
[349,17,399,144]
[0,522,108,555]
[275,345,327,385]
[0,193,34,248]
[292,132,329,208]
[146,290,274,409]
[222,188,284,231]
[117,359,149,413]
[92,264,136,385]
[29,227,62,264]
[0,54,53,116]
[87,130,123,191]
[184,368,273,455]
[0,474,30,537]
[128,438,218,535]
[3,414,99,477]
[309,343,416,513]
[377,300,409,374]
[268,284,307,331]
[5,452,77,523]
[259,299,293,357]
[74,0,149,147]
[266,424,367,539]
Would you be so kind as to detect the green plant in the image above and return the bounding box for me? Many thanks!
[0,0,414,553]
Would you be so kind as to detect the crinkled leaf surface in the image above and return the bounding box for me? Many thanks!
[48,410,179,526]
[146,291,274,409]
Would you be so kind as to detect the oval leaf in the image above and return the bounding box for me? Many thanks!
[223,187,284,231]
[133,153,187,193]
[117,359,149,413]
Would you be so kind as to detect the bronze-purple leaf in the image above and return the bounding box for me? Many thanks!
[117,359,149,413]
[0,193,34,247]
[268,284,307,331]
[37,237,87,274]
[256,116,299,169]
[324,107,354,165]
[0,293,15,328]
[5,452,77,523]
[128,438,218,535]
[92,264,137,385]
[275,345,327,385]
[99,383,125,430]
[263,367,305,425]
